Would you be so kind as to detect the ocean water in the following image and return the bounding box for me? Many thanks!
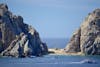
[0,55,100,67]
[42,38,69,48]
[0,38,100,67]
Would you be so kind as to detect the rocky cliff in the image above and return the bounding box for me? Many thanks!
[65,9,100,55]
[0,4,48,57]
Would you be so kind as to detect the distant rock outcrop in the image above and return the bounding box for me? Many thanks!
[0,3,48,57]
[65,9,100,55]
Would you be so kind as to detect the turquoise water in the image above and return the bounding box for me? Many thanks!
[0,55,100,67]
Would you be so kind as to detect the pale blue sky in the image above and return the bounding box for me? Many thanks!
[0,0,100,38]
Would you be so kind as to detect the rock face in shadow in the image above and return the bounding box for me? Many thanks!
[65,9,100,55]
[0,4,48,57]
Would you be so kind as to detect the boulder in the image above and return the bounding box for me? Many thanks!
[0,3,48,57]
[65,9,100,55]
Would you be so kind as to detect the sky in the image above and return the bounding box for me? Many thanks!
[0,0,100,38]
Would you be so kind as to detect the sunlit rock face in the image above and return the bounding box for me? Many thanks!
[65,9,100,55]
[0,3,48,57]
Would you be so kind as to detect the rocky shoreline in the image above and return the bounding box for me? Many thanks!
[49,8,100,56]
[0,3,100,58]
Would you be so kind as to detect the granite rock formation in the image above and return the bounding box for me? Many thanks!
[0,4,48,57]
[65,9,100,55]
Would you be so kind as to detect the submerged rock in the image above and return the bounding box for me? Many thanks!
[0,3,48,57]
[65,9,100,55]
[70,59,97,64]
[80,59,97,64]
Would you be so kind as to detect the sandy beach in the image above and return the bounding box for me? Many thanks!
[48,48,84,56]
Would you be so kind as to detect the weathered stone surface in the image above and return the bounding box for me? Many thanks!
[65,9,100,55]
[65,28,81,53]
[0,3,48,57]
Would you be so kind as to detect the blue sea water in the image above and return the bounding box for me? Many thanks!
[0,55,100,67]
[0,38,100,67]
[42,38,69,48]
